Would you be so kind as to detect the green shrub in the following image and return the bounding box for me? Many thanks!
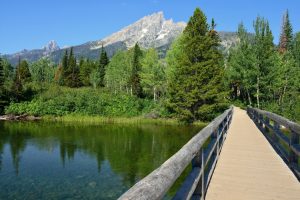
[5,86,161,117]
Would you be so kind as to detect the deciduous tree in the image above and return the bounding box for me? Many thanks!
[141,48,165,101]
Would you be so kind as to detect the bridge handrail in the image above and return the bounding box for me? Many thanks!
[249,107,300,134]
[119,106,233,200]
[247,107,300,179]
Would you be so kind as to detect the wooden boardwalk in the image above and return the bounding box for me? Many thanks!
[206,107,300,200]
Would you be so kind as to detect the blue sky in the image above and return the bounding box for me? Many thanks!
[1,0,299,54]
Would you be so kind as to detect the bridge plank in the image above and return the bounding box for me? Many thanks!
[206,107,300,200]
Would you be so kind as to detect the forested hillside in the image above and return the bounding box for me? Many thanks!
[0,8,299,123]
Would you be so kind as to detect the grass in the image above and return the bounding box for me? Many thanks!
[42,114,208,126]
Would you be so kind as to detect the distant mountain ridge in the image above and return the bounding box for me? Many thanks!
[2,12,238,65]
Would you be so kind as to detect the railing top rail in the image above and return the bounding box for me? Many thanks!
[118,106,233,200]
[248,107,300,134]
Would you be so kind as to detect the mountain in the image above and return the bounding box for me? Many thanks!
[92,12,186,51]
[43,40,60,53]
[2,12,238,65]
[219,32,239,56]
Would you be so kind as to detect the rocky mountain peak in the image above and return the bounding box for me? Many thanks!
[141,11,165,25]
[92,11,186,50]
[43,40,60,53]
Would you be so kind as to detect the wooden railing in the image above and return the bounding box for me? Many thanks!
[247,107,300,180]
[119,107,233,200]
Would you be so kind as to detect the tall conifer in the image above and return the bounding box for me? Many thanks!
[129,43,143,97]
[167,8,226,122]
[98,45,109,87]
[0,58,4,89]
[15,60,31,84]
[65,47,80,87]
[11,59,31,101]
[279,10,293,53]
[61,49,68,85]
[0,58,6,113]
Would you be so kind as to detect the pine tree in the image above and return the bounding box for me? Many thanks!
[167,8,227,122]
[1,58,13,82]
[0,58,6,114]
[279,10,293,53]
[11,58,30,101]
[11,73,23,102]
[98,45,109,87]
[15,59,31,84]
[79,58,95,86]
[0,58,4,89]
[0,58,13,112]
[65,47,81,87]
[129,43,143,97]
[60,49,68,85]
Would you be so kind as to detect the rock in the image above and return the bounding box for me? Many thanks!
[144,112,160,119]
[88,181,97,188]
[0,114,41,121]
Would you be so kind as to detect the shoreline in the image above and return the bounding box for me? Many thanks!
[0,114,207,126]
[0,114,41,121]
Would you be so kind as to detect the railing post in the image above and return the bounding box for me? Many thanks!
[254,110,258,123]
[273,122,280,143]
[216,128,220,156]
[211,127,220,162]
[225,114,229,132]
[219,122,225,145]
[264,117,270,133]
[259,114,263,127]
[289,130,299,167]
[248,108,253,119]
[192,149,205,200]
[223,114,229,140]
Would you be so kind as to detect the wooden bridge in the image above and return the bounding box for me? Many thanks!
[119,106,300,200]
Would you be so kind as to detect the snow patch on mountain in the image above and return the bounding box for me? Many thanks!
[91,11,186,50]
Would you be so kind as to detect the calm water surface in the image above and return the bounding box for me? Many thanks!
[0,121,200,199]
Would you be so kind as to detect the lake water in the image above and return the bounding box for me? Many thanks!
[0,121,200,200]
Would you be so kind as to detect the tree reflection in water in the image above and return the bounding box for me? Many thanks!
[0,121,201,199]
